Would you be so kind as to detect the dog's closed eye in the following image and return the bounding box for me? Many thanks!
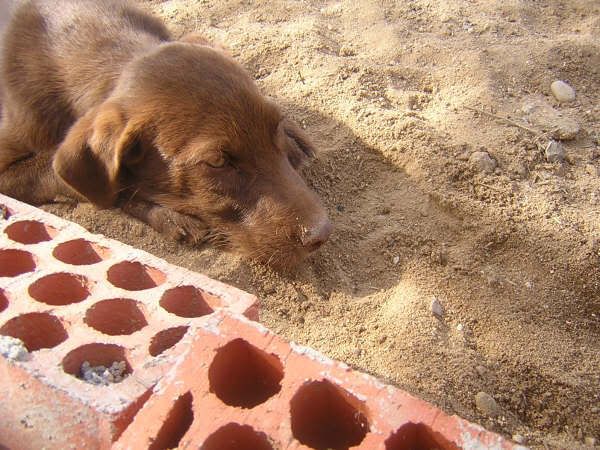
[205,153,228,169]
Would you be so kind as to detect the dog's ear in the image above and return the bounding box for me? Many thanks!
[53,101,143,208]
[281,118,316,159]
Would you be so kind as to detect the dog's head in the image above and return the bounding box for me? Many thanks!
[53,40,331,267]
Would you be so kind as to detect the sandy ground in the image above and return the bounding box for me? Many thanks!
[41,1,600,448]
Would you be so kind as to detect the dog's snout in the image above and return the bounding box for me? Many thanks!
[300,218,332,252]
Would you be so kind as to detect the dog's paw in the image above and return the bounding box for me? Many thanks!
[146,206,211,245]
[121,200,211,245]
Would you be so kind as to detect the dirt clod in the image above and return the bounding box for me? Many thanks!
[80,361,127,385]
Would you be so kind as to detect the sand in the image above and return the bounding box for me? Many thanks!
[43,1,599,448]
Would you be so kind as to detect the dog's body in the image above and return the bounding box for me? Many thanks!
[0,0,331,266]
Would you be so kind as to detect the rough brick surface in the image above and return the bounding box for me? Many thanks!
[0,193,522,449]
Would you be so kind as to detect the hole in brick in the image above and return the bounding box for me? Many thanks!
[149,326,189,357]
[107,261,165,291]
[0,249,36,277]
[148,391,194,450]
[85,299,147,336]
[208,338,283,408]
[53,239,109,265]
[202,423,273,450]
[159,286,217,318]
[0,290,7,313]
[0,312,67,351]
[62,343,132,381]
[28,272,90,305]
[385,422,459,450]
[4,220,56,244]
[290,379,370,449]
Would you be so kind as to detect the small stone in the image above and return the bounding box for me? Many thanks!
[475,365,487,377]
[551,80,576,103]
[80,360,127,385]
[456,323,464,331]
[475,391,501,417]
[0,336,29,361]
[430,297,444,317]
[585,437,596,447]
[392,255,400,265]
[545,140,565,163]
[512,434,526,444]
[469,151,497,173]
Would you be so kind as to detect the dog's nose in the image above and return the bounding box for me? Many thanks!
[301,218,332,252]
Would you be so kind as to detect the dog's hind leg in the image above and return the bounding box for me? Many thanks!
[0,127,35,173]
[0,147,72,205]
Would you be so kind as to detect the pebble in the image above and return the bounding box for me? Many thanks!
[0,335,29,361]
[469,151,497,173]
[545,140,565,163]
[392,255,400,265]
[551,80,576,103]
[585,437,596,446]
[456,323,464,331]
[430,297,444,317]
[475,391,501,417]
[512,434,526,444]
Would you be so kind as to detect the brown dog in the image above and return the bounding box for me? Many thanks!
[0,0,331,267]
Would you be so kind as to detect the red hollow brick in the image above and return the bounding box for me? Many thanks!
[115,312,524,450]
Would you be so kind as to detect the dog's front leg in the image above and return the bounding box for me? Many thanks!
[119,200,211,245]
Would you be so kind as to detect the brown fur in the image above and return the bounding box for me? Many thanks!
[0,0,331,267]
